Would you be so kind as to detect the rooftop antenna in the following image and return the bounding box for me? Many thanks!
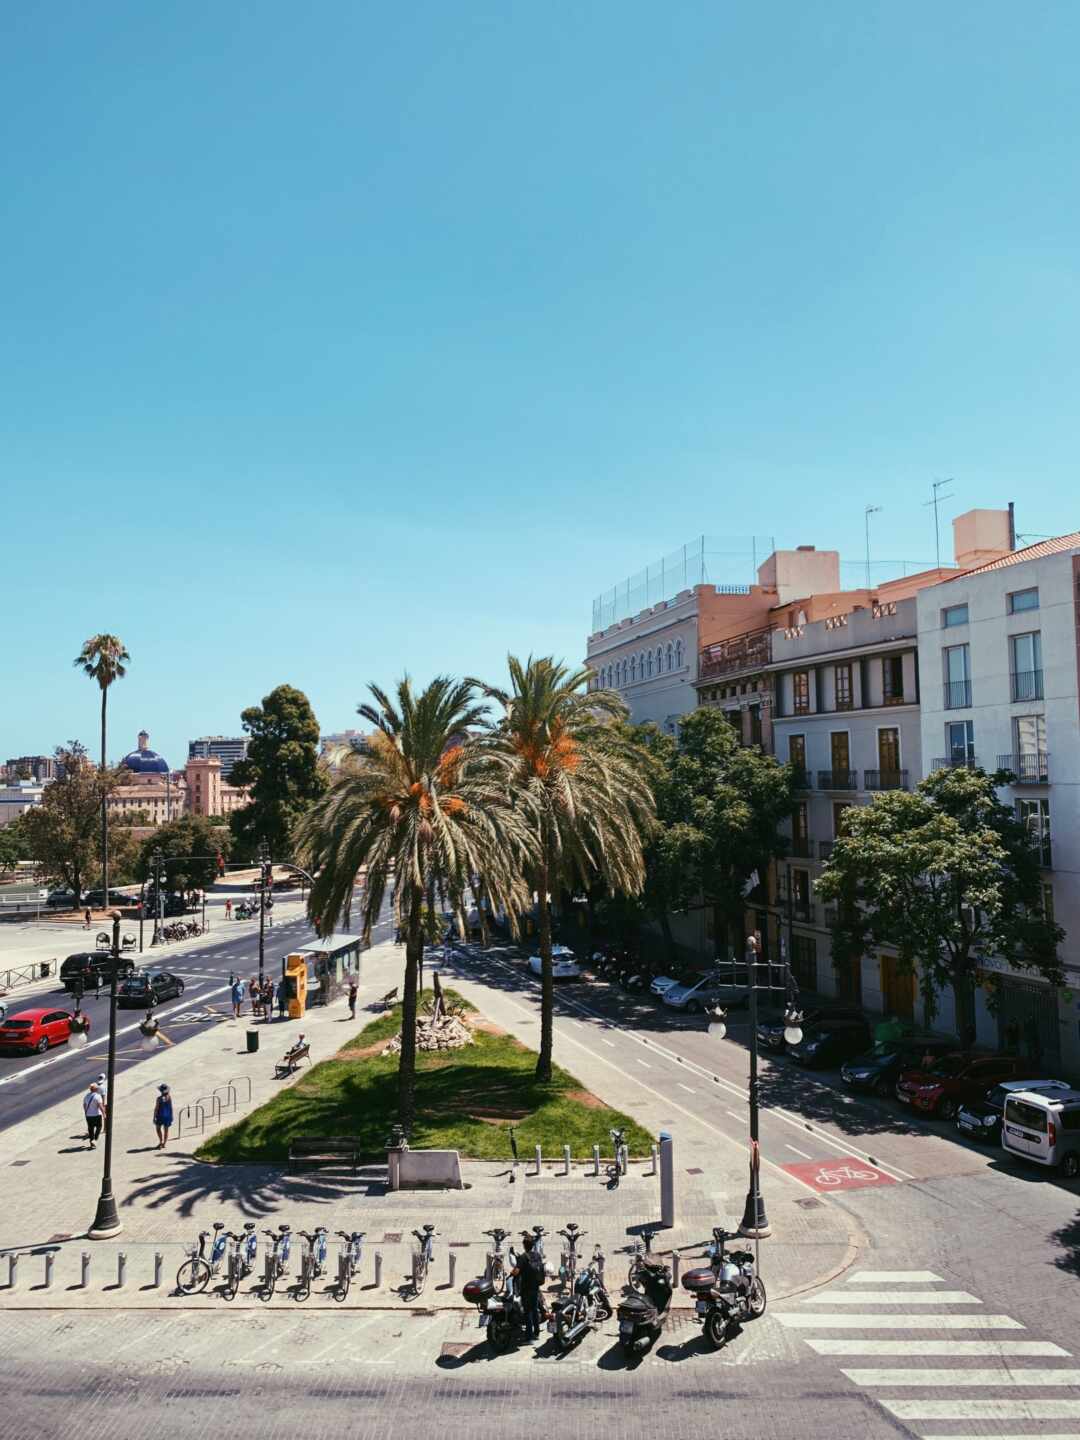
[864,505,882,588]
[924,478,955,570]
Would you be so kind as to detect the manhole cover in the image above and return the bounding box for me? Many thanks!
[795,1198,824,1209]
[382,1232,402,1243]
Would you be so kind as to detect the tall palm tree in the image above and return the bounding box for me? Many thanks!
[297,676,534,1133]
[480,656,655,1081]
[73,634,130,901]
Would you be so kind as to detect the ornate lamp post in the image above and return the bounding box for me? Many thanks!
[88,910,124,1240]
[257,838,270,986]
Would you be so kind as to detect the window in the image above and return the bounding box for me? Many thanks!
[1013,714,1047,778]
[1010,632,1043,700]
[1042,882,1055,925]
[791,801,810,856]
[946,720,975,765]
[656,646,663,674]
[878,727,900,772]
[830,731,850,772]
[835,663,853,710]
[674,639,683,669]
[790,934,818,991]
[1017,797,1051,867]
[1008,587,1039,614]
[666,643,673,672]
[943,644,971,708]
[630,656,637,683]
[792,671,810,715]
[942,603,969,627]
[882,655,904,704]
[647,650,653,677]
[833,802,852,838]
[791,867,811,920]
[788,735,806,769]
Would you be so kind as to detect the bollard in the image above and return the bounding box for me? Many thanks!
[619,1144,628,1176]
[533,1144,542,1176]
[448,1251,457,1287]
[670,1252,680,1285]
[81,1252,91,1289]
[592,1144,600,1176]
[562,1144,571,1176]
[7,1253,17,1289]
[117,1252,127,1289]
[153,1252,164,1289]
[373,1252,383,1289]
[44,1252,55,1290]
[649,1143,658,1176]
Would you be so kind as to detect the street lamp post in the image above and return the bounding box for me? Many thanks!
[257,839,270,986]
[88,910,123,1239]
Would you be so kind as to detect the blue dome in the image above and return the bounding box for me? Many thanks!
[122,733,169,774]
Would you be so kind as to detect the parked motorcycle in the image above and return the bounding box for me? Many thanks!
[463,1261,528,1352]
[681,1227,767,1348]
[616,1246,673,1355]
[548,1238,611,1350]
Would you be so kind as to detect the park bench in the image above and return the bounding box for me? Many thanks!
[288,1137,362,1173]
[274,1040,311,1078]
[379,987,399,1009]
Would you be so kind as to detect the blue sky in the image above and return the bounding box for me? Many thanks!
[5,2,1080,767]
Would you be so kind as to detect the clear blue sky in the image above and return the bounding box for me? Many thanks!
[5,2,1080,767]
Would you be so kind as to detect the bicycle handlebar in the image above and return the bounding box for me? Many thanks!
[336,1230,364,1241]
[558,1228,586,1240]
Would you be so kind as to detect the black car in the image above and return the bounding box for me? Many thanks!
[83,889,135,907]
[117,970,185,1008]
[59,951,137,992]
[144,892,192,918]
[788,1019,872,1069]
[757,1004,865,1054]
[840,1037,955,1098]
[47,888,80,908]
[955,1077,1071,1143]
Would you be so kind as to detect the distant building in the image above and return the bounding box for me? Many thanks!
[108,731,249,827]
[184,756,249,818]
[4,755,58,783]
[0,780,45,826]
[187,735,249,779]
[320,729,372,773]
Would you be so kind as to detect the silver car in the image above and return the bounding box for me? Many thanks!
[662,974,750,1013]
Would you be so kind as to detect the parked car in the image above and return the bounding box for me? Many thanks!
[83,889,135,907]
[1001,1088,1080,1178]
[759,1004,865,1055]
[118,970,185,1008]
[528,946,581,979]
[788,1019,872,1069]
[896,1053,1029,1119]
[144,892,192,917]
[840,1036,955,1098]
[60,951,136,993]
[956,1077,1071,1144]
[649,974,684,998]
[662,972,750,1013]
[0,1006,75,1053]
[47,888,80,907]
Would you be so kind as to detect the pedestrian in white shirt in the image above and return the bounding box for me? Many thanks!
[82,1084,106,1149]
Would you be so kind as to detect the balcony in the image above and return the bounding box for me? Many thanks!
[818,839,835,861]
[864,769,909,791]
[933,755,980,771]
[818,769,859,791]
[998,752,1050,784]
[790,767,812,790]
[1011,669,1044,702]
[790,835,812,859]
[791,900,815,924]
[699,626,773,681]
[944,679,973,709]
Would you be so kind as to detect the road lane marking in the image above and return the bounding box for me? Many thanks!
[845,1368,1080,1386]
[677,1083,696,1093]
[786,1145,813,1160]
[846,1271,943,1283]
[726,1110,742,1121]
[882,1401,1080,1420]
[636,1059,651,1069]
[774,1315,1024,1330]
[799,1291,982,1305]
[601,1039,616,1048]
[808,1340,1069,1357]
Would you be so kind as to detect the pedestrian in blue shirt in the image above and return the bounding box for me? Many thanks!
[231,979,244,1020]
[153,1085,174,1149]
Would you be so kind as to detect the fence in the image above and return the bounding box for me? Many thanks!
[591,535,772,632]
[0,959,54,990]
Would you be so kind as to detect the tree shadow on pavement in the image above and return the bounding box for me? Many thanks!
[121,1158,378,1220]
[1050,1206,1080,1276]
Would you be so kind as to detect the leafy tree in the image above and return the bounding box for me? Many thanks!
[20,744,119,903]
[229,684,327,860]
[138,814,232,895]
[73,633,130,896]
[0,814,32,871]
[479,657,654,1081]
[297,677,533,1133]
[817,765,1064,1041]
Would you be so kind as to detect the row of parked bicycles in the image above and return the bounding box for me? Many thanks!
[151,921,204,945]
[176,1221,371,1303]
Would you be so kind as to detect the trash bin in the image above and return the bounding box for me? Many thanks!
[246,1029,260,1054]
[40,962,50,979]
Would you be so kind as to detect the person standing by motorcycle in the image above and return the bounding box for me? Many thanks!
[225,898,232,921]
[509,1233,545,1341]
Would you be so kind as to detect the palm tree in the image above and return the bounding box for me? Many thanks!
[480,656,655,1081]
[73,634,130,901]
[297,676,534,1133]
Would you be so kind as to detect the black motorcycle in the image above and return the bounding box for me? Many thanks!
[616,1251,673,1355]
[463,1265,527,1352]
[681,1227,767,1349]
[548,1237,611,1350]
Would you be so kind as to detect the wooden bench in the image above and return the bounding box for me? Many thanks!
[288,1137,362,1173]
[274,1041,311,1077]
[379,987,399,1010]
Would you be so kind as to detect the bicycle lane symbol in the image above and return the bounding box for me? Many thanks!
[780,1158,898,1192]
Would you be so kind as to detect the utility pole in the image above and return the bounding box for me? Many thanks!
[88,911,123,1239]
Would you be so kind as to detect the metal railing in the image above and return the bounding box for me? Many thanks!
[933,755,979,771]
[0,959,54,990]
[864,768,909,791]
[789,836,812,859]
[790,767,812,790]
[944,679,973,709]
[1010,669,1043,702]
[997,752,1049,783]
[818,840,835,861]
[791,901,815,924]
[817,769,859,791]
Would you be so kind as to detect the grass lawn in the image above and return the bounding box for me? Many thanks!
[196,990,654,1165]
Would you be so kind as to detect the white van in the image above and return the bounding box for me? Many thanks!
[1001,1089,1080,1179]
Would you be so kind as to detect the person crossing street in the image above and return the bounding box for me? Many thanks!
[82,1083,106,1149]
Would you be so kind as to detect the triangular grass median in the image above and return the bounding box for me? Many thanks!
[196,990,653,1164]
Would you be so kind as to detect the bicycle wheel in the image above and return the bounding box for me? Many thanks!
[223,1257,239,1303]
[334,1262,351,1304]
[176,1257,211,1295]
[259,1264,277,1303]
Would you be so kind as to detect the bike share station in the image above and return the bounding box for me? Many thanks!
[286,932,362,1010]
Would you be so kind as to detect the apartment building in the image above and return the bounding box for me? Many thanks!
[188,735,248,779]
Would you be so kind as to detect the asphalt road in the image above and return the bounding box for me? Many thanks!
[0,891,395,1134]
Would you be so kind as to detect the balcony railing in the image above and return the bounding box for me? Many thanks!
[790,836,812,859]
[1011,669,1044,702]
[998,752,1050,784]
[791,900,815,924]
[933,755,979,771]
[818,769,859,791]
[864,768,909,791]
[790,766,812,790]
[944,679,973,709]
[818,840,835,861]
[699,625,773,680]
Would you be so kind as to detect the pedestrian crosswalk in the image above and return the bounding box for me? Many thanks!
[775,1269,1079,1438]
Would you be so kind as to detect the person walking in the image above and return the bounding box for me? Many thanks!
[153,1084,174,1148]
[262,976,274,1020]
[225,898,232,921]
[346,978,358,1020]
[83,907,92,930]
[231,977,244,1020]
[82,1083,106,1149]
[510,1233,545,1341]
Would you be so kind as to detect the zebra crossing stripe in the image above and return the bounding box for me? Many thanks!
[920,1435,1080,1439]
[845,1271,943,1283]
[843,1368,1080,1386]
[807,1340,1069,1357]
[882,1400,1080,1420]
[799,1290,980,1305]
[775,1314,1024,1329]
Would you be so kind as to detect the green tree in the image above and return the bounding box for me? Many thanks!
[0,813,32,871]
[817,765,1064,1041]
[20,744,118,904]
[73,633,130,897]
[297,677,533,1133]
[229,684,327,860]
[138,814,232,895]
[480,657,654,1081]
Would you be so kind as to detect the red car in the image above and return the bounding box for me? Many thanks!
[895,1052,1029,1119]
[0,1006,75,1054]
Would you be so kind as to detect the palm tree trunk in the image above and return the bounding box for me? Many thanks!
[100,687,109,900]
[398,893,423,1134]
[535,855,554,1082]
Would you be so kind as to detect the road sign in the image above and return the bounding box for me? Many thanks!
[782,1159,897,1192]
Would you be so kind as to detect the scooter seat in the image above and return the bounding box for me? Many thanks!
[681,1266,718,1293]
[617,1293,657,1324]
[463,1277,495,1304]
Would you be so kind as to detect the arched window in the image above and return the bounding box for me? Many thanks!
[622,659,629,686]
[675,639,683,669]
[647,651,653,677]
[666,643,673,672]
[630,655,637,683]
[656,645,664,673]
[639,651,646,678]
